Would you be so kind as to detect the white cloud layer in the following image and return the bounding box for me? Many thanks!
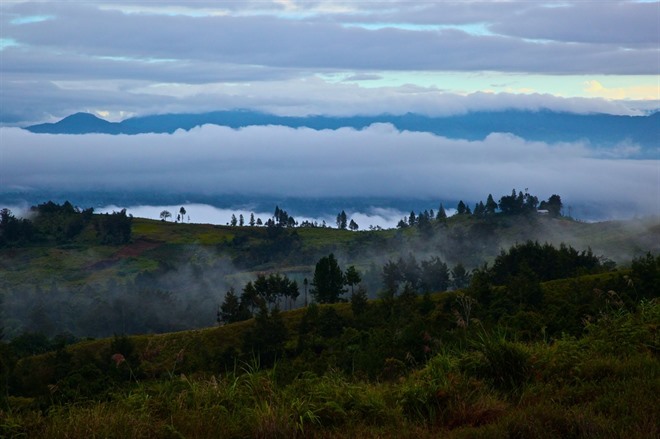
[1,125,658,217]
[93,204,409,230]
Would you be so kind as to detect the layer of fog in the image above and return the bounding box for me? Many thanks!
[2,124,657,219]
[95,203,425,230]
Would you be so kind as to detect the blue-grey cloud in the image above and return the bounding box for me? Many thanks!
[1,125,657,218]
[1,1,657,124]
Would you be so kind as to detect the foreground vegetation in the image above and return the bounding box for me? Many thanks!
[2,297,657,438]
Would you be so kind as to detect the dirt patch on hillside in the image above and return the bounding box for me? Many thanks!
[86,239,162,270]
[115,238,162,258]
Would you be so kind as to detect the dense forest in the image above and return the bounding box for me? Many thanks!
[0,195,658,437]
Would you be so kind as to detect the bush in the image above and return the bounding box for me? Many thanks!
[462,331,532,393]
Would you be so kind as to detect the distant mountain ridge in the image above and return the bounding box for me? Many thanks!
[25,109,660,157]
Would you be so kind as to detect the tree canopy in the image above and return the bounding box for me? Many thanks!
[311,253,346,303]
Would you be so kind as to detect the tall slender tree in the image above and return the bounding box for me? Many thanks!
[345,265,362,295]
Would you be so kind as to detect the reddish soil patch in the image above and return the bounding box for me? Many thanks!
[86,239,162,270]
[115,238,161,258]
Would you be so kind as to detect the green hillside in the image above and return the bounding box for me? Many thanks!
[1,205,658,339]
[1,202,659,437]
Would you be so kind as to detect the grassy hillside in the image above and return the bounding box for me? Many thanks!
[1,213,658,339]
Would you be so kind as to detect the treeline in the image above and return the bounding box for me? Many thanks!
[0,201,132,246]
[227,245,653,378]
[397,189,563,229]
[220,240,610,328]
[164,189,564,232]
[218,254,363,324]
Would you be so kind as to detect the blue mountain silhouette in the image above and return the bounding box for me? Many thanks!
[25,110,659,157]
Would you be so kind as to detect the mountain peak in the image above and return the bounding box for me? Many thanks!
[64,112,107,122]
[26,112,118,134]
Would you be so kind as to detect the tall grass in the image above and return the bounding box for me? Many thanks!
[3,300,658,438]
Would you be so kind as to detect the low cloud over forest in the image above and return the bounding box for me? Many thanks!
[1,124,657,218]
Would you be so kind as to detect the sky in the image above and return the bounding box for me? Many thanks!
[0,1,659,221]
[0,0,658,124]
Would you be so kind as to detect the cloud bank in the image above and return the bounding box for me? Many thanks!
[1,125,657,218]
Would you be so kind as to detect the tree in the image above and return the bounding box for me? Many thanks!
[345,265,362,295]
[485,194,498,215]
[420,256,450,292]
[285,279,300,310]
[273,206,294,227]
[239,214,244,227]
[451,263,471,289]
[408,211,417,226]
[417,211,431,232]
[160,210,172,222]
[349,219,359,231]
[95,209,132,244]
[351,285,369,316]
[179,207,187,223]
[303,277,309,306]
[249,213,256,227]
[473,201,485,218]
[506,265,543,310]
[311,253,346,303]
[0,208,35,246]
[382,259,402,296]
[242,305,287,365]
[401,254,421,290]
[218,288,250,324]
[499,189,528,215]
[457,200,467,215]
[540,194,563,217]
[336,211,348,230]
[230,214,238,227]
[436,203,447,220]
[241,281,263,314]
[521,190,539,214]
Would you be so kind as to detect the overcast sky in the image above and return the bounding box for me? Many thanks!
[1,1,658,220]
[1,0,658,124]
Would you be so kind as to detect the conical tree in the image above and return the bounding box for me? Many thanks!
[311,253,346,303]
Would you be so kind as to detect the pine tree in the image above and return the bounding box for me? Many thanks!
[311,253,346,303]
[345,265,362,295]
[485,194,498,215]
[408,211,417,226]
[436,203,447,220]
[336,211,348,230]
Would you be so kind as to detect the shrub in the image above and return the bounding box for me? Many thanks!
[462,331,532,393]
